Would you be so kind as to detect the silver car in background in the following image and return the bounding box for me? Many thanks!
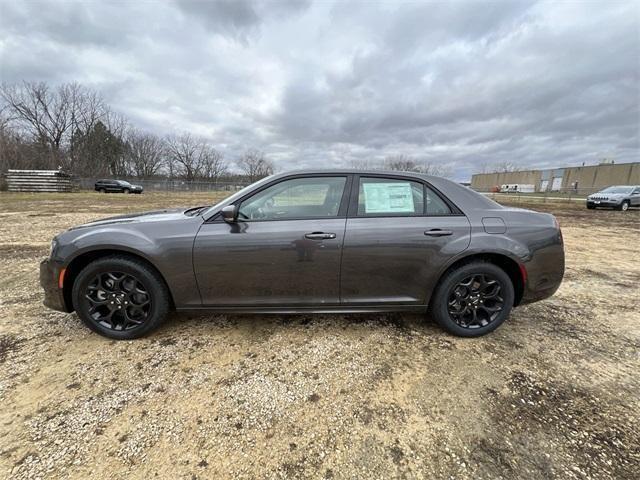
[586,185,640,211]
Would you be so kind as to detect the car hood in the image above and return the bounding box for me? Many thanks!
[589,192,626,199]
[68,208,190,230]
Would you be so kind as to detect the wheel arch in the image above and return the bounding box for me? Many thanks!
[434,252,525,307]
[62,248,175,312]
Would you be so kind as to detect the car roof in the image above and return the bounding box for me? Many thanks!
[268,169,442,182]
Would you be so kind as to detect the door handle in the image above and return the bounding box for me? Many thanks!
[305,232,336,240]
[424,229,453,237]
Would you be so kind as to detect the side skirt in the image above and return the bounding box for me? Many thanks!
[175,304,428,315]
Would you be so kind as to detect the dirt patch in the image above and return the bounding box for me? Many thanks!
[0,191,638,479]
[0,335,25,365]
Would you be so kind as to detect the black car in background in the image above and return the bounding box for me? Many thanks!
[94,179,143,194]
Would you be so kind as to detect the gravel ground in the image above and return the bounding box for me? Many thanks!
[0,192,639,480]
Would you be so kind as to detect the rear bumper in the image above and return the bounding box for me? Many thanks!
[40,258,70,312]
[519,242,565,305]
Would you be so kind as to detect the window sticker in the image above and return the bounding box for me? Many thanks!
[363,182,415,213]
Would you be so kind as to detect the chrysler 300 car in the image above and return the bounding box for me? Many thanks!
[41,170,564,339]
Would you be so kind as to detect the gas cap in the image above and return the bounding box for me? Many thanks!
[482,217,507,234]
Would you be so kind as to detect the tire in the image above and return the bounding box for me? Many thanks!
[430,262,515,337]
[618,200,630,211]
[72,255,170,339]
[123,188,130,194]
[586,205,595,210]
[99,188,106,193]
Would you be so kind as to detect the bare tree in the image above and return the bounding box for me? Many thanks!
[384,154,421,172]
[383,154,452,177]
[165,133,206,181]
[1,82,109,170]
[419,162,453,178]
[200,146,227,181]
[237,149,274,182]
[347,158,378,170]
[126,130,166,178]
[491,161,520,173]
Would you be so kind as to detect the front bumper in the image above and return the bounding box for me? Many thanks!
[40,258,70,312]
[586,199,620,208]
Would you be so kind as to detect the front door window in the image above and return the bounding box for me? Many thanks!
[238,177,347,221]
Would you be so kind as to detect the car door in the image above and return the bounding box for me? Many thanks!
[340,175,471,305]
[193,175,351,307]
[632,187,640,206]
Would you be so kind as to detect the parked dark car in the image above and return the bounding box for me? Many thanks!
[586,185,640,211]
[42,170,564,339]
[94,179,143,194]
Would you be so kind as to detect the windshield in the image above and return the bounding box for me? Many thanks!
[601,186,632,194]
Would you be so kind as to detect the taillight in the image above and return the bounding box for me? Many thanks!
[518,263,528,285]
[553,216,563,244]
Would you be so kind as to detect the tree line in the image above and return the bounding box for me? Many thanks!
[0,82,274,182]
[1,81,461,183]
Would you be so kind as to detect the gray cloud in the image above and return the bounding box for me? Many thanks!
[0,0,638,179]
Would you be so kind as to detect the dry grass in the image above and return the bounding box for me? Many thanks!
[0,191,639,479]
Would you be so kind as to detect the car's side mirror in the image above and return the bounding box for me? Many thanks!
[221,205,238,223]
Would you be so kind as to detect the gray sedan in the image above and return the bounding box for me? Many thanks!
[41,170,565,339]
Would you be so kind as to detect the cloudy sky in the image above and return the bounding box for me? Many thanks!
[1,0,638,180]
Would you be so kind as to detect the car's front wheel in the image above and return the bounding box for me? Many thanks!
[72,255,170,339]
[618,200,630,211]
[430,262,515,337]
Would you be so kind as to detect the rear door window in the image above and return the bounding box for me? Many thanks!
[357,177,424,216]
[356,177,453,216]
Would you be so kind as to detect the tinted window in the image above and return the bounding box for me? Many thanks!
[238,177,347,220]
[357,177,424,216]
[425,186,452,215]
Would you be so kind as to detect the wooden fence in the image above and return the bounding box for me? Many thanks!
[6,169,75,192]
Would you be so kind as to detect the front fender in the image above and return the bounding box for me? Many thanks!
[54,220,202,307]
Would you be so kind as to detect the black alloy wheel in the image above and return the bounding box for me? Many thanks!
[72,255,170,339]
[447,273,504,329]
[430,261,514,337]
[84,272,151,331]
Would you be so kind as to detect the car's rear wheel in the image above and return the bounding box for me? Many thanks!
[99,188,106,193]
[72,256,169,339]
[430,262,514,337]
[123,188,130,194]
[618,200,630,211]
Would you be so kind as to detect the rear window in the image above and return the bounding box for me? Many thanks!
[356,177,453,216]
[357,177,424,216]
